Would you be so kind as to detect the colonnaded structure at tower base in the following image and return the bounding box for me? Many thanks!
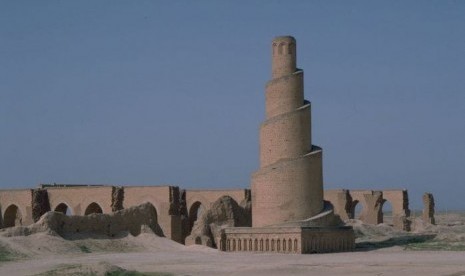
[0,36,435,254]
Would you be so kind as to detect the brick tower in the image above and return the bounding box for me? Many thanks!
[221,36,355,254]
[252,36,324,227]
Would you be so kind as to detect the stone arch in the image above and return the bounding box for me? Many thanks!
[3,204,22,227]
[134,202,160,236]
[188,201,206,235]
[54,202,73,216]
[349,190,384,224]
[350,200,365,219]
[381,199,394,225]
[383,189,411,231]
[84,202,103,215]
[195,236,201,245]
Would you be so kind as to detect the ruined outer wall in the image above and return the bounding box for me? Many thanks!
[0,185,417,235]
[2,203,164,238]
[383,190,411,231]
[422,193,435,224]
[348,190,383,225]
[46,186,113,215]
[325,189,411,231]
[0,189,34,227]
[186,189,249,211]
[323,189,351,220]
[123,186,182,243]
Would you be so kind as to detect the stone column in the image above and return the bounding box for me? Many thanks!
[422,193,435,224]
[31,188,51,222]
[359,191,383,225]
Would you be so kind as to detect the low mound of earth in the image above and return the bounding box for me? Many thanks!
[1,202,164,239]
[34,263,175,276]
[348,211,465,251]
[185,195,251,247]
[0,212,463,275]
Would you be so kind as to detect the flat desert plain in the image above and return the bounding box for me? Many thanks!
[0,212,464,276]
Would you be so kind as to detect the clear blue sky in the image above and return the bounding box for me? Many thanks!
[1,1,464,211]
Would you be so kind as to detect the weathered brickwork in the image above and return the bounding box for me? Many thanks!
[222,226,355,254]
[423,193,435,224]
[111,186,124,212]
[0,184,250,245]
[252,36,323,228]
[31,188,51,222]
[221,36,355,254]
[324,189,412,231]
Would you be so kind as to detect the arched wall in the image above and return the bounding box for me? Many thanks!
[186,189,248,211]
[84,202,104,215]
[184,189,250,246]
[186,195,209,213]
[383,190,410,217]
[350,200,366,220]
[123,186,173,241]
[50,195,74,214]
[0,189,34,227]
[324,189,410,231]
[349,190,383,224]
[3,204,22,227]
[323,189,351,220]
[380,199,394,224]
[0,185,411,235]
[185,190,249,232]
[382,190,410,231]
[54,202,74,215]
[46,186,113,216]
[187,201,205,234]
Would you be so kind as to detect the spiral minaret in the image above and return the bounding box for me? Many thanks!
[251,36,324,227]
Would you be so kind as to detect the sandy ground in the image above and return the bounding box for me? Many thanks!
[0,212,464,276]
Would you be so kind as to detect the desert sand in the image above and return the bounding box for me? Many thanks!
[0,212,464,276]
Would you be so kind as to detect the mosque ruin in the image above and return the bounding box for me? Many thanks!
[0,36,434,253]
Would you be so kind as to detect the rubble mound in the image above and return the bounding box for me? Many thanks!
[185,195,251,248]
[1,203,163,238]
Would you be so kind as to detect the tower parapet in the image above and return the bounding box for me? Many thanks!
[272,36,297,78]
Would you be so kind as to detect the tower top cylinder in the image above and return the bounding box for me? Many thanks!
[272,36,297,79]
